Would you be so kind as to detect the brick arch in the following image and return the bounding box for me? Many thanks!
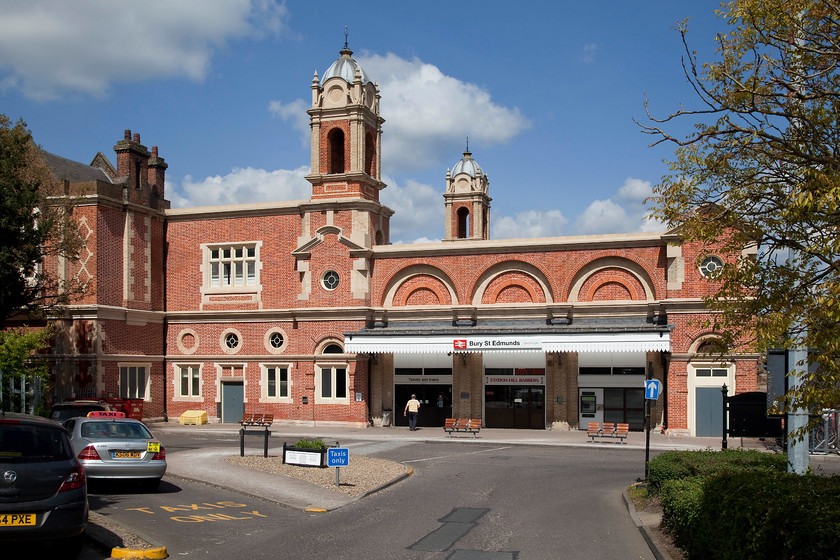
[471,261,553,305]
[567,257,656,302]
[394,276,452,306]
[481,271,545,304]
[383,265,458,307]
[578,268,646,302]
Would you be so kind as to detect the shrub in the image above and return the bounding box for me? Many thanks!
[293,438,325,449]
[659,477,704,550]
[647,449,785,495]
[688,472,840,560]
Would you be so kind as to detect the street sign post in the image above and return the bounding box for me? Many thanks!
[644,379,661,400]
[328,447,349,487]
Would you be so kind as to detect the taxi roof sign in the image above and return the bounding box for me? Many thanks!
[87,410,126,418]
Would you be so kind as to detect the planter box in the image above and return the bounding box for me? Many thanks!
[282,443,327,468]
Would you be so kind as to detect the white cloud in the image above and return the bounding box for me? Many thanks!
[358,53,531,174]
[268,99,310,144]
[569,177,666,235]
[582,43,600,64]
[0,0,290,100]
[380,176,443,243]
[170,165,310,208]
[491,210,569,239]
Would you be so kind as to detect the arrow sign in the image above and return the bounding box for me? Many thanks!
[644,379,662,400]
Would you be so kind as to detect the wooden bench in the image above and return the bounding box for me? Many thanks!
[239,413,274,457]
[443,418,482,438]
[587,422,629,444]
[240,412,274,426]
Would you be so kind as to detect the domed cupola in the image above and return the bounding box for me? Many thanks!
[322,47,370,85]
[444,143,491,241]
[451,150,483,178]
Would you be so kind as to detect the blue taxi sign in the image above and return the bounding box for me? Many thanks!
[327,448,349,467]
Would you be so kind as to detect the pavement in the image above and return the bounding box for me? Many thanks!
[88,422,838,559]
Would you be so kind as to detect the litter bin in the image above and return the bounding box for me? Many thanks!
[126,399,144,420]
[382,410,392,427]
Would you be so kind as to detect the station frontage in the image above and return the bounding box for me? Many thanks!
[349,322,671,431]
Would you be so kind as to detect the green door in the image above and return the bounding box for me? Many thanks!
[221,381,244,423]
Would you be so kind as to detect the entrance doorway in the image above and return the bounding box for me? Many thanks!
[221,381,244,423]
[695,387,723,437]
[394,384,453,428]
[484,385,545,429]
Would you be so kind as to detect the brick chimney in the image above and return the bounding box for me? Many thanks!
[114,129,150,190]
[147,146,167,198]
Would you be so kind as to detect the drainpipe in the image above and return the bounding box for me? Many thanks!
[162,218,169,422]
[661,352,670,432]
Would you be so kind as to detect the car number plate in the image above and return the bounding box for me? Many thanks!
[0,513,35,526]
[113,451,142,458]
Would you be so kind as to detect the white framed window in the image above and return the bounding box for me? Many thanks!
[204,243,259,289]
[220,328,243,355]
[179,365,201,397]
[699,255,724,278]
[119,363,150,400]
[261,364,292,402]
[321,270,340,291]
[263,328,288,355]
[316,364,349,404]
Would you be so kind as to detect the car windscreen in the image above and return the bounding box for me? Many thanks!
[0,423,74,463]
[81,421,152,440]
[50,406,104,422]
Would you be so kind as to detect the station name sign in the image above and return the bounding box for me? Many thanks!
[453,337,542,351]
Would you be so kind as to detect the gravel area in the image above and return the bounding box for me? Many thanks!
[226,455,411,497]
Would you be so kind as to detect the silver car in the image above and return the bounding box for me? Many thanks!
[63,414,166,490]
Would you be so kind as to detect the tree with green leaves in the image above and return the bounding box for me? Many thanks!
[0,114,85,327]
[0,327,51,414]
[640,0,840,415]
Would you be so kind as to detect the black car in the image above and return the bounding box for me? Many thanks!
[49,400,114,423]
[0,412,88,556]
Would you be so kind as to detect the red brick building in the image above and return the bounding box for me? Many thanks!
[41,47,759,436]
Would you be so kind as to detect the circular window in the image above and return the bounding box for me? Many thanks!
[177,328,199,355]
[269,332,284,349]
[263,328,288,354]
[225,332,239,349]
[699,256,724,278]
[322,270,340,291]
[220,328,243,354]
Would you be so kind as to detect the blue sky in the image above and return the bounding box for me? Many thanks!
[0,1,728,244]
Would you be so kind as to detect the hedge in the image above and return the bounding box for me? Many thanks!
[647,449,786,495]
[686,472,840,559]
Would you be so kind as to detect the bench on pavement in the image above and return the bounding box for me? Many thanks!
[587,422,629,444]
[443,418,482,438]
[239,413,274,457]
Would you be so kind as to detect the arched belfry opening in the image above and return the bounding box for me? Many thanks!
[457,207,470,239]
[444,146,491,241]
[365,131,376,177]
[328,128,345,174]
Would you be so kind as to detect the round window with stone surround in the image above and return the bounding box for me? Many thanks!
[322,270,340,291]
[220,328,243,354]
[177,329,199,354]
[263,328,288,354]
[699,256,724,278]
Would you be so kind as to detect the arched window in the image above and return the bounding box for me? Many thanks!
[323,343,344,354]
[328,128,345,174]
[457,207,470,239]
[365,132,375,176]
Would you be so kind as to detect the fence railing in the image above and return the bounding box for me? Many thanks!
[810,409,839,454]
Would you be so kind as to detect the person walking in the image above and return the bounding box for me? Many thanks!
[404,394,421,431]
